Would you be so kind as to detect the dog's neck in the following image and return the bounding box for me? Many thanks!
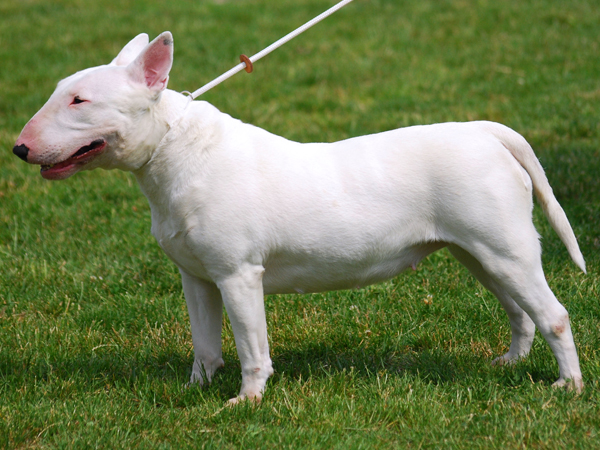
[160,89,196,129]
[122,89,191,173]
[132,90,226,216]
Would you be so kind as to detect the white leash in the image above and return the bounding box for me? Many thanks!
[183,0,355,99]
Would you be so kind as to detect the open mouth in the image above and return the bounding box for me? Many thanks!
[41,139,106,179]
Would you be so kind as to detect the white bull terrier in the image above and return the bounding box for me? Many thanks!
[14,32,586,401]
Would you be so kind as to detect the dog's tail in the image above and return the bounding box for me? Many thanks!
[481,121,586,274]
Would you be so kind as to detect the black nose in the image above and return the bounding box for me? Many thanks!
[13,144,29,162]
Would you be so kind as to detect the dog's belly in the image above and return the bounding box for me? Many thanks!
[262,241,445,295]
[155,219,445,294]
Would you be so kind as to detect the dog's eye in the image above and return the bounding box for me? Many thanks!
[71,96,87,105]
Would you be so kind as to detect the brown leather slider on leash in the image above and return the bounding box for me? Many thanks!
[239,54,253,73]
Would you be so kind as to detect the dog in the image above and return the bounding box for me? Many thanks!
[14,32,586,402]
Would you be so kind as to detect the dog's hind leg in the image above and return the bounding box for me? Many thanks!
[454,232,583,392]
[448,244,536,365]
[180,270,225,385]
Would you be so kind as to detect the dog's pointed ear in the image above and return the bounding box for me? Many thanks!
[127,31,174,93]
[111,33,150,66]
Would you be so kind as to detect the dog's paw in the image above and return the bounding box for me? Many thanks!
[491,353,521,366]
[185,377,205,389]
[188,357,225,387]
[228,383,265,405]
[228,392,262,405]
[552,377,584,394]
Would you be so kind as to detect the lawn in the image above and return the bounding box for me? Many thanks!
[1,0,599,448]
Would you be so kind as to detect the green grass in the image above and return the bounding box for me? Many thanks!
[1,0,599,447]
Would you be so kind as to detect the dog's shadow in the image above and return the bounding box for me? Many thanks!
[5,335,552,402]
[212,340,554,399]
[268,341,466,385]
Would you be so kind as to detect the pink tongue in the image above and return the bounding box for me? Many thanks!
[44,157,77,171]
[42,139,105,171]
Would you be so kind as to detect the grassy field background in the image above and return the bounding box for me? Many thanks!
[1,0,599,448]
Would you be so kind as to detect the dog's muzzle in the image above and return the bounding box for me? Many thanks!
[13,144,29,162]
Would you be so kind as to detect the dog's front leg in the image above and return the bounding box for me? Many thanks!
[180,269,225,385]
[216,265,273,403]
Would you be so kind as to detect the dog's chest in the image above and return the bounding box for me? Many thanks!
[149,210,212,281]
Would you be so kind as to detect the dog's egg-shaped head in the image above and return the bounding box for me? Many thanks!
[13,32,174,179]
